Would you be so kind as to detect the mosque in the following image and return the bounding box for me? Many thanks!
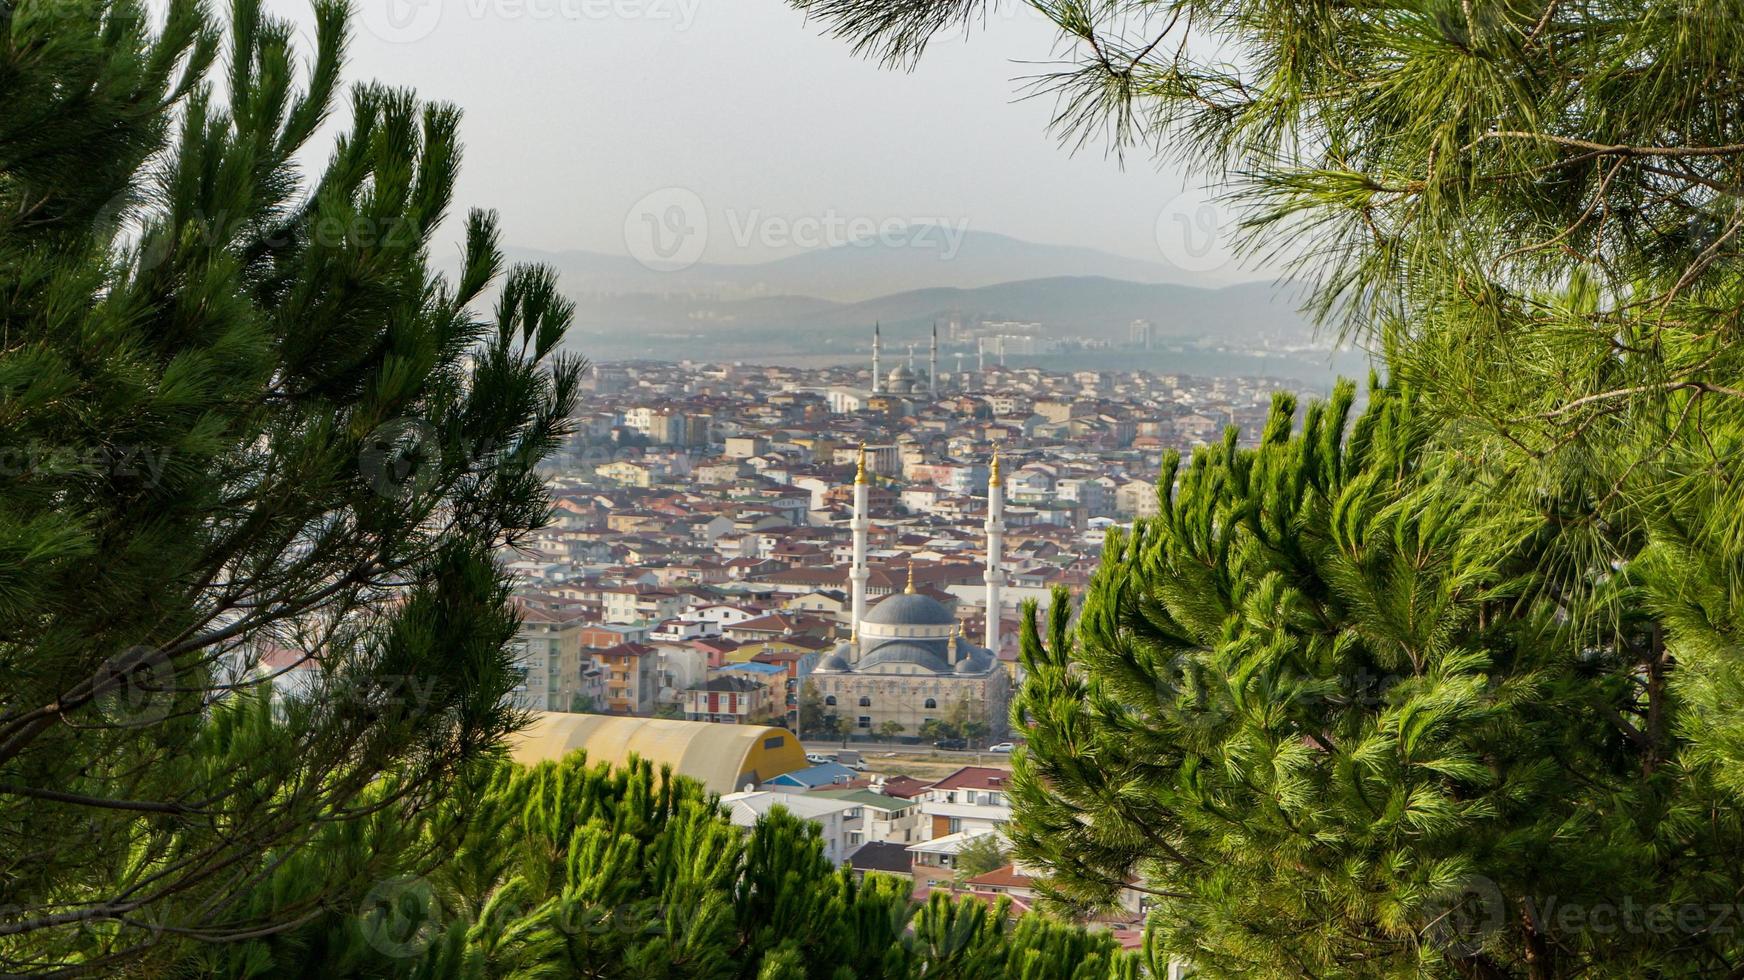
[807,446,1011,739]
[870,322,938,397]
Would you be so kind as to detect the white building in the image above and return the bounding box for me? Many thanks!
[916,766,1013,840]
[810,788,926,845]
[721,790,866,865]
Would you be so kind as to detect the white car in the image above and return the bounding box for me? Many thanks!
[805,753,834,765]
[988,742,1016,753]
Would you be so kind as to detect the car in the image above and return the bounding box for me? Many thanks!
[933,738,968,751]
[805,753,834,765]
[988,742,1016,753]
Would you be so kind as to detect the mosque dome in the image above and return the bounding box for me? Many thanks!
[863,592,956,627]
[858,641,953,674]
[953,645,997,674]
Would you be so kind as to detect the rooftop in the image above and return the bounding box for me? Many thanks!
[862,591,956,627]
[907,830,1007,856]
[930,766,1013,792]
[847,841,914,876]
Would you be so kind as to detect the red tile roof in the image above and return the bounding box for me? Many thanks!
[963,864,1034,890]
[876,775,930,799]
[928,766,1013,791]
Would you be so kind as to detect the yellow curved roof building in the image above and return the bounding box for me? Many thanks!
[508,713,808,794]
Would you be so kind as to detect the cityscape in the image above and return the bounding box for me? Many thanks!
[500,338,1303,723]
[10,2,1740,978]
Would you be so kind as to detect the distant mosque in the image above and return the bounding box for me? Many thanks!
[809,448,1011,738]
[870,322,939,398]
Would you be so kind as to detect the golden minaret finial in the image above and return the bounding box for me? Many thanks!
[990,447,1002,486]
[855,443,868,485]
[905,562,917,594]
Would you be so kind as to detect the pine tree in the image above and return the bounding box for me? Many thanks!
[790,6,1744,974]
[0,2,580,972]
[953,834,1009,880]
[1008,382,1744,977]
[192,750,1140,980]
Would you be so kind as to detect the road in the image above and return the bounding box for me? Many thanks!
[801,741,1014,763]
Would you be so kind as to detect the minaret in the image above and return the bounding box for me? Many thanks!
[929,322,939,397]
[907,344,916,375]
[984,449,1007,656]
[848,445,871,661]
[871,323,882,395]
[977,337,985,374]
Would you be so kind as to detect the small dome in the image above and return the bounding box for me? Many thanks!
[954,648,996,674]
[863,592,955,627]
[858,641,953,674]
[888,364,915,381]
[815,648,851,672]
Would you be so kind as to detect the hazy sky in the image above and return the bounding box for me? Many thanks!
[264,0,1258,278]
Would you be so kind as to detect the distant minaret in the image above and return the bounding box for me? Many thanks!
[984,449,1007,657]
[977,338,985,374]
[848,445,871,661]
[907,343,916,375]
[929,322,938,397]
[872,323,882,394]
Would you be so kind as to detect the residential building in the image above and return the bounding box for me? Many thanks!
[918,766,1014,840]
[721,790,865,865]
[684,673,776,724]
[595,641,658,714]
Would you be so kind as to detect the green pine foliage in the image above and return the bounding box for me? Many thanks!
[1008,381,1744,977]
[788,3,1744,976]
[1,2,579,972]
[178,750,1140,980]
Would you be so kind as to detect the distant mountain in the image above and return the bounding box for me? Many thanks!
[562,275,1315,349]
[485,228,1322,367]
[799,277,1311,344]
[508,228,1204,304]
